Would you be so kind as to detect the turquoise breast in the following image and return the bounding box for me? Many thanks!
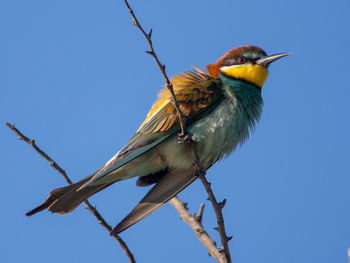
[190,75,263,168]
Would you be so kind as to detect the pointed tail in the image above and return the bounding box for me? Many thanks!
[26,176,113,216]
[112,168,196,234]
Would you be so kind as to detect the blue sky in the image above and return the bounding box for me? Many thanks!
[1,0,350,262]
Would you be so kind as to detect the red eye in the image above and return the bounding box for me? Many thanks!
[237,56,247,64]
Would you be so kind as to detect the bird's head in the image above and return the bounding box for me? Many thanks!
[207,45,291,89]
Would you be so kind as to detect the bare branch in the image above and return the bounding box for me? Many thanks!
[123,0,186,136]
[6,123,136,263]
[122,1,232,262]
[199,176,231,261]
[170,197,225,263]
[6,123,72,184]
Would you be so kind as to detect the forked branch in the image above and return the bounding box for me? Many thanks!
[169,197,225,263]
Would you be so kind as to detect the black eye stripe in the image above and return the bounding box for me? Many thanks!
[221,58,237,66]
[239,57,255,63]
[222,56,258,67]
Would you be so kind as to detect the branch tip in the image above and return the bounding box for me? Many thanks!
[6,122,13,128]
[218,199,226,209]
[183,202,188,210]
[148,28,153,38]
[194,203,205,223]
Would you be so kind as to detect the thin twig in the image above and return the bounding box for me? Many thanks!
[122,1,231,262]
[123,0,186,137]
[6,123,136,263]
[170,197,225,263]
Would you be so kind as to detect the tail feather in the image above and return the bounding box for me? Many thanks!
[112,168,196,234]
[48,182,112,214]
[25,185,73,216]
[26,177,112,216]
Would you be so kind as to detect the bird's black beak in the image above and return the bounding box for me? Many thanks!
[256,52,292,67]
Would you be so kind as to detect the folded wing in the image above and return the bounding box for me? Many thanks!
[86,68,222,187]
[112,168,195,234]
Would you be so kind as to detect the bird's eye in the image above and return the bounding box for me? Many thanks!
[237,56,247,64]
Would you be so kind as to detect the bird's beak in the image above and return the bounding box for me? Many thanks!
[256,52,292,67]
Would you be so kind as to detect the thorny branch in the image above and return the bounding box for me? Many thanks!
[6,123,136,263]
[123,1,232,262]
[169,197,225,263]
[123,0,186,138]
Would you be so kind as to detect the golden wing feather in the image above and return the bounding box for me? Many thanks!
[137,67,222,134]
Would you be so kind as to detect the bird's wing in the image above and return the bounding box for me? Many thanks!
[137,67,219,134]
[112,168,195,234]
[86,68,223,186]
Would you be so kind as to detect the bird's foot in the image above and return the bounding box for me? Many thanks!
[177,133,193,144]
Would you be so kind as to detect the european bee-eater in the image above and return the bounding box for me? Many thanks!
[26,45,291,234]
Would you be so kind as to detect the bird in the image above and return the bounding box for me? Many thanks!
[26,45,291,234]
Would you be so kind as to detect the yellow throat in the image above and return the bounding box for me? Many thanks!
[220,63,268,88]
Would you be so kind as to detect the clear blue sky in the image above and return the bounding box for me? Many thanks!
[1,0,350,262]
